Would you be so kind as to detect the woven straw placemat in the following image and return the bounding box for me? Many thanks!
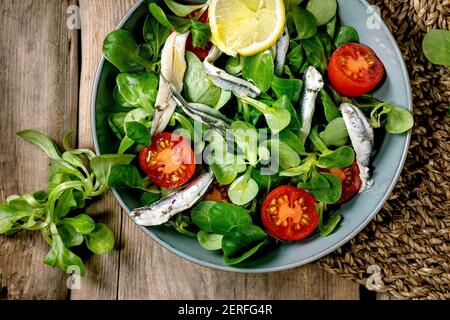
[319,0,450,300]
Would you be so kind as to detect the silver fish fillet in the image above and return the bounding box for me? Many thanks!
[203,46,261,98]
[340,103,375,192]
[160,75,232,134]
[299,66,324,143]
[151,31,189,135]
[275,27,290,77]
[131,170,214,226]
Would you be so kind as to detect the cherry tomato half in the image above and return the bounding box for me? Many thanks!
[261,186,319,241]
[139,132,196,189]
[328,43,385,97]
[204,182,230,203]
[320,161,362,204]
[185,9,211,61]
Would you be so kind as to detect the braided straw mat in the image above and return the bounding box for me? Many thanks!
[319,0,450,300]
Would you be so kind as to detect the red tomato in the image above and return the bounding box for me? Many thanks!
[320,161,362,204]
[261,186,319,241]
[328,43,385,97]
[139,132,196,189]
[204,182,230,203]
[185,9,211,61]
[186,35,212,61]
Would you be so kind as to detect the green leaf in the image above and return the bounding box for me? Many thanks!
[58,224,84,248]
[287,41,305,72]
[279,130,306,155]
[251,170,286,193]
[191,201,217,233]
[197,231,223,251]
[326,16,338,39]
[298,171,342,204]
[243,50,275,92]
[125,121,151,146]
[422,29,450,66]
[168,213,196,238]
[54,189,78,219]
[210,157,246,185]
[102,30,150,72]
[62,214,95,235]
[291,6,317,40]
[207,131,247,185]
[317,32,333,60]
[143,14,170,62]
[240,97,291,134]
[164,0,205,17]
[318,211,342,237]
[271,77,303,104]
[118,137,135,155]
[223,240,267,265]
[190,20,211,48]
[317,146,355,169]
[319,89,340,122]
[303,35,327,73]
[231,121,259,166]
[184,52,221,107]
[84,224,115,255]
[334,26,360,47]
[284,0,304,11]
[116,72,158,112]
[44,227,86,276]
[385,106,414,134]
[228,169,259,206]
[280,155,316,180]
[262,139,301,171]
[215,90,232,110]
[16,130,61,160]
[149,3,190,33]
[108,165,145,189]
[222,224,267,264]
[90,154,135,185]
[209,203,252,235]
[108,112,127,140]
[140,191,161,206]
[319,118,349,147]
[306,0,337,26]
[273,95,302,130]
[225,55,244,75]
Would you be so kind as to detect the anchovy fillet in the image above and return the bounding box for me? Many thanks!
[131,170,214,226]
[151,32,189,135]
[299,66,324,143]
[340,103,375,192]
[160,75,232,134]
[275,27,290,77]
[203,46,261,98]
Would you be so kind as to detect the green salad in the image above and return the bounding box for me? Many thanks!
[0,0,414,274]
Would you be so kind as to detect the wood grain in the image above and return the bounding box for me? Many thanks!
[71,0,359,300]
[70,0,139,300]
[0,0,78,299]
[0,0,361,300]
[119,221,359,300]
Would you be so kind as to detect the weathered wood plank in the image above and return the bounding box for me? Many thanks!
[71,0,138,300]
[74,0,360,300]
[0,0,79,300]
[119,220,359,300]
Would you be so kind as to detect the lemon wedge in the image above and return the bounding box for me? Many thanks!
[209,0,286,56]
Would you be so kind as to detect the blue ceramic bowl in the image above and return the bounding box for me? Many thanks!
[92,0,412,272]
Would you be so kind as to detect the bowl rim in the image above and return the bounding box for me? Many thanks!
[91,0,413,273]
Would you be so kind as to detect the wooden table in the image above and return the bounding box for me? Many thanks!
[0,0,362,300]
